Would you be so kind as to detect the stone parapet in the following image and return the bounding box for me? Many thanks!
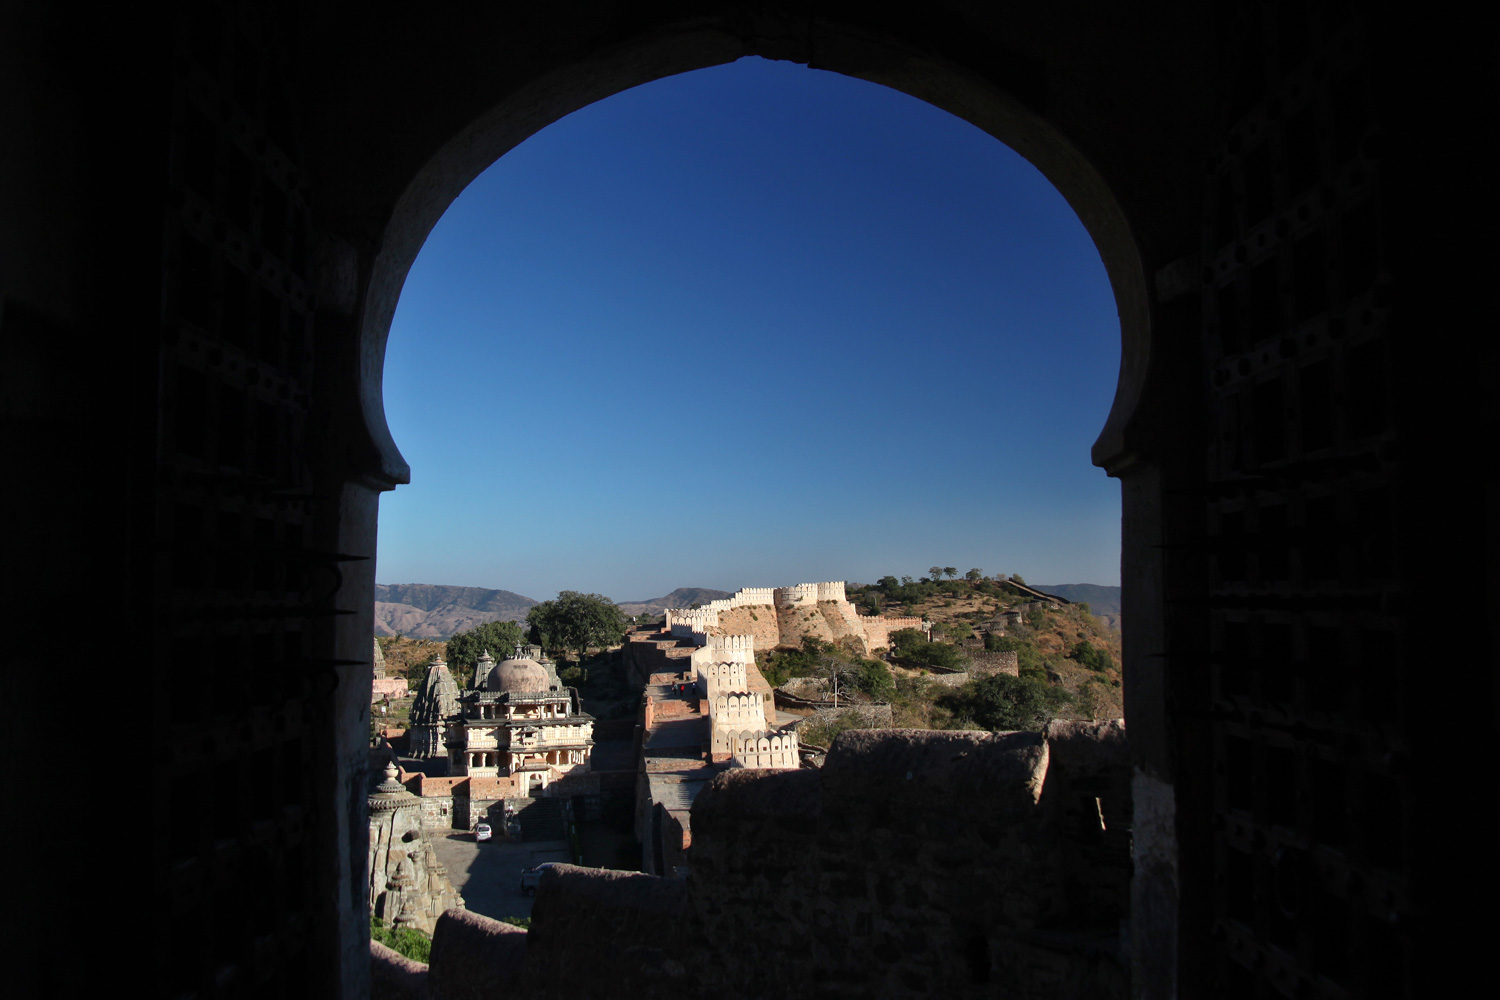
[428,908,527,999]
[399,727,1129,999]
[523,867,703,999]
[369,941,428,1000]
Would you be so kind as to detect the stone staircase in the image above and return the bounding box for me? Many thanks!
[511,797,567,842]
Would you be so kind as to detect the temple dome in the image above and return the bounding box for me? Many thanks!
[488,654,549,693]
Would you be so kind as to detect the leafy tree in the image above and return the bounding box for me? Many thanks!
[889,628,966,671]
[526,591,628,663]
[1071,640,1113,672]
[929,566,944,583]
[946,621,974,641]
[854,658,896,702]
[888,628,928,657]
[446,620,525,681]
[940,673,1072,732]
[965,568,983,583]
[943,566,957,580]
[1011,573,1026,585]
[985,634,1048,679]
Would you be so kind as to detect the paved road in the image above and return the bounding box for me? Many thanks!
[431,832,570,923]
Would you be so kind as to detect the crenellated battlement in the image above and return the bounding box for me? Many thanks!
[697,659,749,699]
[717,728,799,769]
[709,690,767,730]
[665,586,778,627]
[667,607,719,636]
[774,582,819,607]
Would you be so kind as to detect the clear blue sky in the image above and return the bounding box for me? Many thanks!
[376,57,1121,602]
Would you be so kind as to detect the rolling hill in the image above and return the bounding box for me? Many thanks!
[374,583,539,640]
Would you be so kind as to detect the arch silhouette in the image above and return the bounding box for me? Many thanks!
[352,26,1149,493]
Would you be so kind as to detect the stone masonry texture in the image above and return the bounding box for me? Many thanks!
[501,727,1128,999]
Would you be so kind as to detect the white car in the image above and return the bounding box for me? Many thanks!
[519,862,562,895]
[474,821,493,842]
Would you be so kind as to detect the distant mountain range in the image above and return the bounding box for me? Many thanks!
[615,587,733,618]
[1029,583,1121,616]
[372,583,734,639]
[374,583,538,640]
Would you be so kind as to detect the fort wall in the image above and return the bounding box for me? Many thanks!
[714,604,781,649]
[396,723,1131,999]
[725,729,799,769]
[687,635,753,676]
[858,614,926,652]
[697,660,748,699]
[709,691,767,730]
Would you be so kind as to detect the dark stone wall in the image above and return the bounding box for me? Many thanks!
[515,727,1131,1000]
[6,4,1491,996]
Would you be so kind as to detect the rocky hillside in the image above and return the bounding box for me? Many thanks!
[374,583,538,639]
[614,587,732,618]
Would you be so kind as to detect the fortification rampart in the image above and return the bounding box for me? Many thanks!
[708,690,767,731]
[726,729,799,768]
[714,604,780,649]
[667,607,718,636]
[688,635,753,677]
[773,582,819,607]
[965,649,1021,677]
[622,632,695,686]
[697,660,748,699]
[858,614,926,652]
[380,722,1132,999]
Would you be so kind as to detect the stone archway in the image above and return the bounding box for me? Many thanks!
[335,18,1159,998]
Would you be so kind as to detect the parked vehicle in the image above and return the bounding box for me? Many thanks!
[519,862,561,895]
[474,821,492,842]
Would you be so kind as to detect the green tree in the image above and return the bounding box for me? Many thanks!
[446,619,525,681]
[1071,640,1113,672]
[854,658,896,702]
[943,566,957,580]
[889,628,966,671]
[985,634,1047,680]
[965,568,983,583]
[941,673,1071,731]
[888,628,927,657]
[526,591,628,663]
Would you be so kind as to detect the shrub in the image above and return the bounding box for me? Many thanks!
[854,659,896,702]
[1070,640,1113,672]
[799,708,881,749]
[939,674,1072,732]
[370,917,432,964]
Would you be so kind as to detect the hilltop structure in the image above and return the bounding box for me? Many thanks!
[628,583,909,873]
[661,581,925,659]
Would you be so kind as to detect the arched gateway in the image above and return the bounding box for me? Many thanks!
[6,4,1485,998]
